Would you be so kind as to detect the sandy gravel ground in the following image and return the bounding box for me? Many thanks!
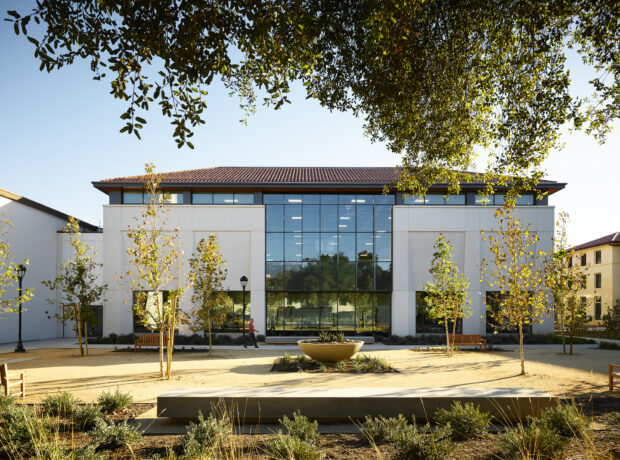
[1,346,617,403]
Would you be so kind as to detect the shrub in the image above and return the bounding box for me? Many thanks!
[599,341,620,350]
[42,391,81,417]
[353,355,393,372]
[392,424,454,460]
[280,411,319,446]
[98,388,134,413]
[434,401,492,440]
[73,405,104,431]
[363,414,410,444]
[68,445,108,460]
[0,406,53,458]
[538,402,591,438]
[0,394,16,414]
[608,412,620,426]
[501,421,567,459]
[183,412,232,457]
[91,420,143,449]
[601,299,620,339]
[264,433,322,460]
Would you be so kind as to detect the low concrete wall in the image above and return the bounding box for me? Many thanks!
[157,387,556,423]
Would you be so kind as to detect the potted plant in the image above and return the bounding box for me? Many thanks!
[297,332,364,363]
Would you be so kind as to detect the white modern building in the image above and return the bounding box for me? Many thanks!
[86,166,565,338]
[0,188,99,344]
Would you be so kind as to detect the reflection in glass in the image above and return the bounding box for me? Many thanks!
[301,262,320,290]
[376,262,392,291]
[213,192,235,204]
[266,233,283,261]
[375,206,392,232]
[320,194,338,204]
[319,293,337,330]
[123,191,143,204]
[357,262,374,290]
[285,194,303,204]
[338,205,355,231]
[285,263,302,290]
[265,262,284,290]
[192,192,212,204]
[416,291,462,333]
[446,194,465,205]
[302,195,320,204]
[339,195,356,204]
[266,205,284,232]
[375,293,391,332]
[356,292,375,332]
[234,193,254,204]
[267,292,284,333]
[375,194,395,205]
[264,194,283,204]
[339,261,356,290]
[320,256,338,290]
[357,205,373,232]
[320,205,338,232]
[338,293,356,328]
[426,194,444,205]
[303,205,320,232]
[338,233,355,261]
[302,233,320,261]
[375,233,391,261]
[320,233,338,257]
[357,233,374,261]
[285,205,303,232]
[285,234,303,261]
[355,195,374,205]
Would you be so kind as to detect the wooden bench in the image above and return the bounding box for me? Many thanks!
[134,334,168,352]
[609,363,620,392]
[1,363,25,398]
[449,334,487,351]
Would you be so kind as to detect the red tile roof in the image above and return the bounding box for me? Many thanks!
[95,166,563,188]
[97,166,402,185]
[572,232,620,251]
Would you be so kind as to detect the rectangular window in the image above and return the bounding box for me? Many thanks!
[425,194,445,205]
[445,194,465,205]
[485,291,531,334]
[192,192,213,204]
[595,296,602,320]
[234,193,254,204]
[123,190,143,204]
[582,275,587,289]
[581,254,587,266]
[595,273,601,289]
[595,250,601,264]
[415,291,462,334]
[213,192,235,204]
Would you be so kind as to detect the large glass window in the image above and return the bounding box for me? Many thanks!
[192,191,255,205]
[124,190,182,204]
[404,194,465,205]
[415,291,462,334]
[265,193,393,335]
[485,291,532,334]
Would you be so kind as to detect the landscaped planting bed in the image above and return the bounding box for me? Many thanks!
[271,353,397,373]
[2,393,618,460]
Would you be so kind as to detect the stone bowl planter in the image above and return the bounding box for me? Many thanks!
[297,340,364,363]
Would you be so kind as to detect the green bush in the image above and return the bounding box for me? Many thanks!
[599,341,620,350]
[434,401,492,440]
[73,405,104,431]
[42,391,81,417]
[607,412,620,426]
[0,394,16,414]
[264,433,322,460]
[501,421,567,459]
[363,415,410,444]
[280,411,319,446]
[538,403,591,438]
[183,412,232,457]
[91,420,143,449]
[68,445,108,460]
[601,299,620,339]
[97,388,134,414]
[0,406,54,458]
[392,424,454,460]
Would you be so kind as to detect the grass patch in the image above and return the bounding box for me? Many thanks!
[271,354,396,373]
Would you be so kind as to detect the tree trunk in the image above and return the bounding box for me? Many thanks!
[519,322,525,375]
[166,311,175,379]
[570,307,575,355]
[560,302,566,354]
[451,310,458,357]
[83,320,89,356]
[76,303,84,357]
[208,316,212,355]
[445,315,450,357]
[159,329,164,378]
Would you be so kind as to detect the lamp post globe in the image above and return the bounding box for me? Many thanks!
[15,264,27,353]
[240,276,248,337]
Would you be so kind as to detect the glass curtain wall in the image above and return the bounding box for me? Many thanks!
[265,193,393,335]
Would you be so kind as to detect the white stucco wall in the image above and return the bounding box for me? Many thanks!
[0,197,67,344]
[102,205,266,335]
[392,205,555,336]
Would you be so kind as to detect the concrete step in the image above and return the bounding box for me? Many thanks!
[157,386,555,423]
[265,336,375,344]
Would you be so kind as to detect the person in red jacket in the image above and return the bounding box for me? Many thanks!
[244,318,259,348]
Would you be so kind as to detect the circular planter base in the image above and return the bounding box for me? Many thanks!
[297,340,364,363]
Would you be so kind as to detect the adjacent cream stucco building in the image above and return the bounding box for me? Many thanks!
[572,233,620,324]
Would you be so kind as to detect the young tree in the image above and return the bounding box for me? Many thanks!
[481,207,549,375]
[601,299,620,340]
[0,216,32,318]
[543,212,587,354]
[188,235,231,353]
[423,235,471,356]
[44,216,107,356]
[123,163,185,379]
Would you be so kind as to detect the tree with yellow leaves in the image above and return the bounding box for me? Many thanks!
[543,212,586,354]
[424,234,471,356]
[123,163,186,379]
[188,234,231,354]
[481,207,549,375]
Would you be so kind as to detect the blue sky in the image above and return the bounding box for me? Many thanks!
[0,1,618,245]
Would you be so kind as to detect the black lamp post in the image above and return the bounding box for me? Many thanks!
[240,275,248,337]
[15,264,27,353]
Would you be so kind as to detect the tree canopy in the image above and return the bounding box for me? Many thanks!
[6,1,619,193]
